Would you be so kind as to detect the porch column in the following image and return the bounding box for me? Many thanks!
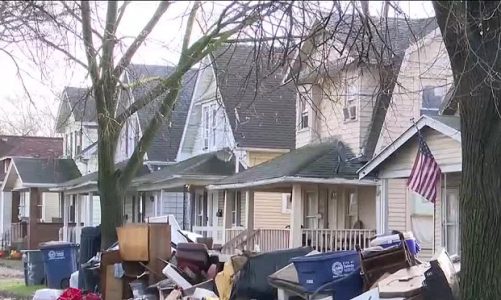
[290,184,303,247]
[222,190,234,243]
[86,192,93,226]
[376,179,388,235]
[245,190,254,231]
[75,194,83,243]
[63,194,69,241]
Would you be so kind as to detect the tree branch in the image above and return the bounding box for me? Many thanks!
[182,2,200,52]
[101,1,118,113]
[112,1,170,80]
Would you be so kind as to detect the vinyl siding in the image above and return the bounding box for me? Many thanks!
[254,192,290,229]
[161,192,184,224]
[379,128,461,177]
[387,178,408,232]
[43,192,60,222]
[357,186,377,229]
[247,151,285,167]
[376,29,453,154]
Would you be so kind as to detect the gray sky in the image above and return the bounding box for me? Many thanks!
[0,1,435,135]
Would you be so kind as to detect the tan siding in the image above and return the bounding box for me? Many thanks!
[254,192,290,229]
[387,178,408,232]
[376,30,453,154]
[380,128,461,177]
[357,186,377,229]
[247,151,285,167]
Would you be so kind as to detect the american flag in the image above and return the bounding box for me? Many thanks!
[408,132,442,203]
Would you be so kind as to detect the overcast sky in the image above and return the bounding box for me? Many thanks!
[0,1,435,135]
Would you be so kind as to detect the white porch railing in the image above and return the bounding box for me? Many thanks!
[221,228,290,254]
[192,226,224,244]
[60,226,81,244]
[225,228,245,243]
[302,228,376,251]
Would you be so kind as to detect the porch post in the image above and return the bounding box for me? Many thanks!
[290,184,303,247]
[245,190,254,231]
[75,194,82,243]
[63,194,69,241]
[86,192,93,226]
[376,179,389,235]
[222,190,234,243]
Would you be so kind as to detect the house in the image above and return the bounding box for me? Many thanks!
[208,16,437,252]
[52,64,198,242]
[358,24,459,260]
[1,157,80,249]
[0,135,63,249]
[358,115,461,260]
[134,44,297,245]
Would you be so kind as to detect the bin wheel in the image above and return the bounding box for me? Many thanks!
[60,278,70,289]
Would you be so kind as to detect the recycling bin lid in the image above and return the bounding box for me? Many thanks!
[39,241,78,250]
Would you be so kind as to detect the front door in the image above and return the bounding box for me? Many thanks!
[304,191,319,229]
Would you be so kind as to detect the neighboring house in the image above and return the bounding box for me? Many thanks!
[52,64,198,242]
[141,44,297,245]
[0,135,63,249]
[375,26,454,154]
[358,27,459,261]
[209,16,437,252]
[358,115,461,260]
[1,157,80,249]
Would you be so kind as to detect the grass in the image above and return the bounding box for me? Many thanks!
[0,279,44,298]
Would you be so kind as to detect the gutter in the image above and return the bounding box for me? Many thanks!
[208,176,377,190]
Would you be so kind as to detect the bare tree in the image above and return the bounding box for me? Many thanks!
[433,1,501,299]
[0,97,57,136]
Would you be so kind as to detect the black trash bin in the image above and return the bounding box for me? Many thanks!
[78,226,101,292]
[22,250,45,286]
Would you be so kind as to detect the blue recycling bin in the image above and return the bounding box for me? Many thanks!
[291,251,360,293]
[40,242,79,289]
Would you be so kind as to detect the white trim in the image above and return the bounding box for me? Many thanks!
[359,115,461,179]
[281,193,292,214]
[0,160,17,191]
[208,176,377,190]
[176,68,203,160]
[235,147,290,154]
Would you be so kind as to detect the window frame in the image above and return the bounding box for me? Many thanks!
[443,188,460,256]
[298,88,311,130]
[202,103,218,151]
[343,76,359,122]
[231,191,242,226]
[281,193,292,213]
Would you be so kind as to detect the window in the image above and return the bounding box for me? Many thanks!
[232,192,242,226]
[196,193,205,226]
[421,85,447,116]
[281,193,292,213]
[4,159,10,173]
[299,96,309,129]
[65,134,71,157]
[444,189,460,256]
[343,78,358,121]
[75,130,82,155]
[202,104,217,151]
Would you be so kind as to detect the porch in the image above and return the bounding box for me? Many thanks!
[215,182,378,253]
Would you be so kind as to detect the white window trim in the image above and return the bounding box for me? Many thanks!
[202,103,218,151]
[443,187,460,256]
[343,76,359,122]
[281,193,292,214]
[298,88,312,130]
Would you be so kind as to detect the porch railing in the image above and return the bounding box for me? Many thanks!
[192,226,224,244]
[221,228,290,254]
[1,223,27,250]
[59,226,80,244]
[302,228,376,251]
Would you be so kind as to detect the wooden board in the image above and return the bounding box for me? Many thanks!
[147,223,171,285]
[105,265,123,300]
[117,224,149,261]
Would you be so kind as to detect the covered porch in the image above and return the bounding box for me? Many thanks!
[210,141,378,253]
[131,150,237,245]
[1,157,81,249]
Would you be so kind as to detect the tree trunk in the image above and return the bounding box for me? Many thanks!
[459,83,501,299]
[97,119,124,249]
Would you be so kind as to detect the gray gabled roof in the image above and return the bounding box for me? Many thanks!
[56,87,96,131]
[134,149,236,185]
[124,64,198,162]
[212,44,296,150]
[12,157,81,185]
[213,140,367,187]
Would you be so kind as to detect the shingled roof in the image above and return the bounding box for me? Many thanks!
[211,140,372,189]
[0,135,62,159]
[211,44,296,150]
[125,64,198,162]
[4,157,80,188]
[133,149,236,186]
[56,87,96,131]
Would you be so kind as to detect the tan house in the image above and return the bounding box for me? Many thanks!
[359,115,461,260]
[208,15,437,252]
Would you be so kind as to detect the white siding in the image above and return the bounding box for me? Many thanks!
[161,192,185,224]
[42,192,60,222]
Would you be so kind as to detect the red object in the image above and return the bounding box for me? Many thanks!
[58,288,82,300]
[84,293,101,300]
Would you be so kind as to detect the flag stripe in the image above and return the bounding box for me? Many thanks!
[407,131,442,203]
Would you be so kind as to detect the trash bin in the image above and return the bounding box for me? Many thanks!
[78,226,101,291]
[40,242,79,289]
[22,250,45,286]
[291,250,360,293]
[370,232,420,255]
